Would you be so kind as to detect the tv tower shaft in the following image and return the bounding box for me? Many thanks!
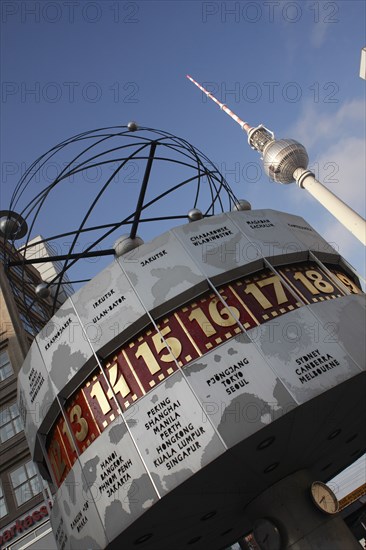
[187,75,366,246]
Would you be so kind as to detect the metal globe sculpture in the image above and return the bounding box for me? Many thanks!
[232,199,251,211]
[4,125,239,325]
[0,210,28,240]
[35,282,51,299]
[113,234,144,257]
[187,208,204,222]
[0,217,21,239]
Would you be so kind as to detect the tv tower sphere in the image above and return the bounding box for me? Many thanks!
[262,138,309,184]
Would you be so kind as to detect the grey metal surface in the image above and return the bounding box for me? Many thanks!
[228,209,308,265]
[118,230,207,317]
[35,297,94,395]
[50,460,108,550]
[71,259,148,358]
[250,305,362,403]
[17,340,57,460]
[127,370,226,496]
[173,213,259,283]
[183,333,297,447]
[275,211,340,260]
[78,416,159,543]
[308,294,366,371]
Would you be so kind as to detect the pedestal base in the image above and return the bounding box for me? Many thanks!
[245,470,360,549]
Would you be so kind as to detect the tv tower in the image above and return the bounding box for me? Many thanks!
[187,75,366,246]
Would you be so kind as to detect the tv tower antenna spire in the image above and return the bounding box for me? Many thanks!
[187,75,366,246]
[186,75,252,133]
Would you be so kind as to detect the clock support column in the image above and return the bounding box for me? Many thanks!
[245,469,360,549]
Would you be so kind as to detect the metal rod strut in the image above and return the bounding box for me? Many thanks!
[130,142,157,239]
[8,248,115,267]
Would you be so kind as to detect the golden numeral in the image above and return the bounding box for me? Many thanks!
[294,271,318,295]
[90,363,133,414]
[135,341,161,375]
[294,270,334,295]
[244,283,272,309]
[153,326,182,362]
[69,404,88,442]
[188,295,239,337]
[189,308,216,337]
[208,296,239,327]
[106,362,131,400]
[258,275,288,305]
[305,270,334,293]
[62,421,76,451]
[90,380,112,415]
[335,272,360,294]
[135,326,182,374]
[70,405,89,441]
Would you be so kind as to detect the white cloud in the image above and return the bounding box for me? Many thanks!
[321,219,366,279]
[310,20,329,48]
[305,0,336,48]
[313,136,365,214]
[288,98,365,151]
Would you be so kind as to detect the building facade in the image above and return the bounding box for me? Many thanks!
[20,236,73,307]
[0,240,57,550]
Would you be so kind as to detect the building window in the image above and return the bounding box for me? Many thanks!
[10,461,43,507]
[19,313,38,336]
[0,350,14,382]
[9,264,34,284]
[0,403,23,443]
[0,480,8,519]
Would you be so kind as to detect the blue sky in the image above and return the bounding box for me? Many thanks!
[1,0,365,495]
[1,0,365,279]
